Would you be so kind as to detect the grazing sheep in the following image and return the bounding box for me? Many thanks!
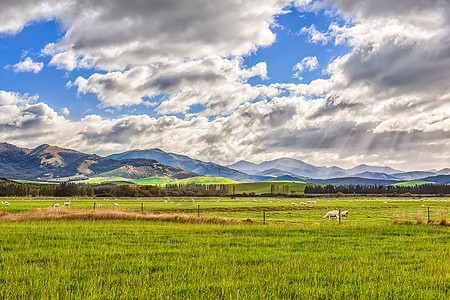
[292,203,296,206]
[97,204,102,208]
[340,211,349,219]
[383,201,388,204]
[216,200,220,203]
[307,201,312,204]
[300,202,307,206]
[5,202,10,206]
[1,201,4,205]
[114,203,120,207]
[312,201,317,204]
[268,201,272,204]
[53,203,59,208]
[64,201,71,207]
[323,210,339,220]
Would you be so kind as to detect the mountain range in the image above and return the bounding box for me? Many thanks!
[0,142,449,185]
[0,143,196,181]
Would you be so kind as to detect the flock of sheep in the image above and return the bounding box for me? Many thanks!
[52,200,121,208]
[6,197,352,220]
[323,210,349,220]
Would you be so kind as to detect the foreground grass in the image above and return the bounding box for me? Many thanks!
[0,220,449,299]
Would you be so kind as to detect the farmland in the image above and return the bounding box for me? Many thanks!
[1,196,450,299]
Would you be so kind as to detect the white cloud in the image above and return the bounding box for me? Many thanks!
[299,24,330,45]
[293,56,319,80]
[12,57,44,73]
[0,0,449,170]
[60,107,70,116]
[0,90,38,105]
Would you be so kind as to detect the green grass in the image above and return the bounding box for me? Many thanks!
[0,219,449,299]
[233,180,310,194]
[72,176,135,184]
[170,176,241,185]
[13,180,55,184]
[393,180,434,187]
[134,177,173,185]
[1,196,450,298]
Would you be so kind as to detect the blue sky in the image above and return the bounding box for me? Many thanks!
[0,0,448,171]
[0,6,349,120]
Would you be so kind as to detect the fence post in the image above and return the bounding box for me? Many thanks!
[198,205,200,217]
[94,202,96,211]
[338,208,341,225]
[428,207,430,223]
[263,209,266,224]
[141,203,144,213]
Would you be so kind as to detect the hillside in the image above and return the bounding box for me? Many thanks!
[0,143,198,181]
[107,149,269,182]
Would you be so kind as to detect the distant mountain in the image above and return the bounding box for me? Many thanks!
[437,168,450,175]
[349,172,399,180]
[228,158,348,179]
[228,158,408,179]
[346,164,402,175]
[0,143,197,181]
[107,149,269,182]
[390,171,436,181]
[255,168,301,177]
[304,177,400,186]
[420,175,450,185]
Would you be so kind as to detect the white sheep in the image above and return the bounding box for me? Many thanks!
[5,202,10,206]
[1,201,4,205]
[340,211,349,219]
[268,201,272,204]
[64,201,71,207]
[291,202,296,206]
[307,201,312,204]
[323,210,339,220]
[97,204,102,208]
[300,202,307,206]
[114,203,120,207]
[53,203,59,208]
[216,201,220,203]
[312,201,317,204]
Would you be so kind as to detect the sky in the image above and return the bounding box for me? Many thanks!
[0,0,449,171]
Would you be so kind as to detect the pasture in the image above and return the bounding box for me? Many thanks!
[1,196,449,299]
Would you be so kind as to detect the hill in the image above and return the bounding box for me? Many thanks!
[107,149,269,182]
[169,176,240,185]
[0,143,198,181]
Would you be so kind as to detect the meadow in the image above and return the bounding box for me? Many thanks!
[1,196,449,299]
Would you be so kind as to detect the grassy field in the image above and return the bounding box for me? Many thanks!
[1,196,449,299]
[393,180,434,186]
[170,176,240,185]
[233,181,310,194]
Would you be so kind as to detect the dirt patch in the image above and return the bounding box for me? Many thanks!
[0,208,252,224]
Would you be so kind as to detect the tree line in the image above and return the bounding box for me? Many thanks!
[304,184,450,195]
[1,182,448,197]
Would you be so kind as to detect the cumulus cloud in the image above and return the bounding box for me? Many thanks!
[0,90,38,105]
[12,57,44,73]
[293,56,319,80]
[0,0,449,170]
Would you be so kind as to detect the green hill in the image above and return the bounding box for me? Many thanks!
[392,180,434,187]
[233,181,310,194]
[169,176,240,185]
[134,177,173,185]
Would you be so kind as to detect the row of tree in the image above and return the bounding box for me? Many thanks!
[304,184,450,195]
[1,182,448,197]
